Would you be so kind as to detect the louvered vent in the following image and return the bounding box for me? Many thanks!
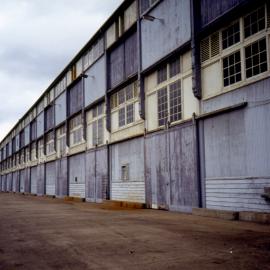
[200,37,210,63]
[267,3,270,28]
[210,32,220,57]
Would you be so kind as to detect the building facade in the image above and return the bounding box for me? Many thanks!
[1,0,270,213]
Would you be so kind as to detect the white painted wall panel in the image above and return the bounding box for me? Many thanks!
[69,183,85,198]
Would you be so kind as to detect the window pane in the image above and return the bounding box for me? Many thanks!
[245,38,268,78]
[126,104,134,124]
[222,21,240,49]
[169,80,182,123]
[118,107,126,127]
[157,65,167,84]
[169,58,180,78]
[223,51,242,86]
[244,6,265,38]
[157,87,168,126]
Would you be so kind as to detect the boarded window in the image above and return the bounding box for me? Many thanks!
[45,105,54,131]
[125,32,138,77]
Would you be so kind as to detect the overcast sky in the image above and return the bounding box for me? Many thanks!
[0,0,123,141]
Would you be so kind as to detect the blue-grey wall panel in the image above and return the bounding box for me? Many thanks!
[7,173,12,192]
[141,0,191,70]
[12,171,19,192]
[69,153,86,198]
[84,56,106,107]
[200,0,245,26]
[202,78,270,212]
[24,168,30,193]
[24,125,30,146]
[56,157,68,197]
[85,147,108,202]
[46,161,56,195]
[145,122,199,212]
[30,166,38,194]
[36,112,44,138]
[15,134,20,152]
[55,91,67,126]
[37,163,45,196]
[69,80,83,116]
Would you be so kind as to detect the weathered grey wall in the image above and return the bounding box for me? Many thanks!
[145,122,199,212]
[36,112,44,138]
[24,125,30,146]
[56,157,68,197]
[141,0,191,70]
[111,137,145,203]
[37,164,45,196]
[0,176,2,191]
[19,170,25,193]
[55,91,67,126]
[69,80,83,116]
[7,173,12,192]
[45,161,56,196]
[12,171,19,192]
[200,0,246,26]
[69,153,86,198]
[85,147,108,202]
[30,166,38,194]
[24,168,31,193]
[201,78,270,212]
[84,56,106,107]
[2,175,7,192]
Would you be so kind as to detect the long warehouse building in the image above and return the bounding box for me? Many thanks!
[0,0,270,213]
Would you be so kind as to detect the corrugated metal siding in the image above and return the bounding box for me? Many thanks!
[203,105,270,212]
[111,138,145,203]
[84,56,106,107]
[7,173,12,192]
[69,153,85,198]
[200,0,246,26]
[2,175,6,192]
[36,112,44,138]
[31,166,38,194]
[45,161,56,196]
[37,164,45,196]
[69,80,83,115]
[145,122,199,212]
[19,170,25,193]
[24,168,31,193]
[55,91,67,126]
[141,0,191,70]
[86,147,108,202]
[56,157,68,197]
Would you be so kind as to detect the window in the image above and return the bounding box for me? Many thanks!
[157,65,167,84]
[121,164,129,181]
[169,80,182,123]
[118,107,126,127]
[45,131,54,155]
[222,21,240,49]
[111,81,138,129]
[20,149,25,164]
[91,104,104,146]
[45,105,54,131]
[25,147,30,163]
[223,51,241,86]
[157,87,168,126]
[57,126,66,156]
[69,114,83,146]
[244,6,265,38]
[245,38,268,78]
[169,58,180,78]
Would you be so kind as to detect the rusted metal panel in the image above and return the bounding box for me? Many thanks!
[37,163,45,196]
[141,0,191,70]
[56,157,68,197]
[145,122,199,212]
[84,56,106,107]
[30,166,38,194]
[69,153,86,198]
[85,147,108,202]
[45,161,56,196]
[110,137,145,203]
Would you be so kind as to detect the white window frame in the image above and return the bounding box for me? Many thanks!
[69,114,84,147]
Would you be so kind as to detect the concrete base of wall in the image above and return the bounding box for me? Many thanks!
[44,195,56,199]
[103,200,146,209]
[192,208,239,221]
[64,196,86,203]
[239,211,270,224]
